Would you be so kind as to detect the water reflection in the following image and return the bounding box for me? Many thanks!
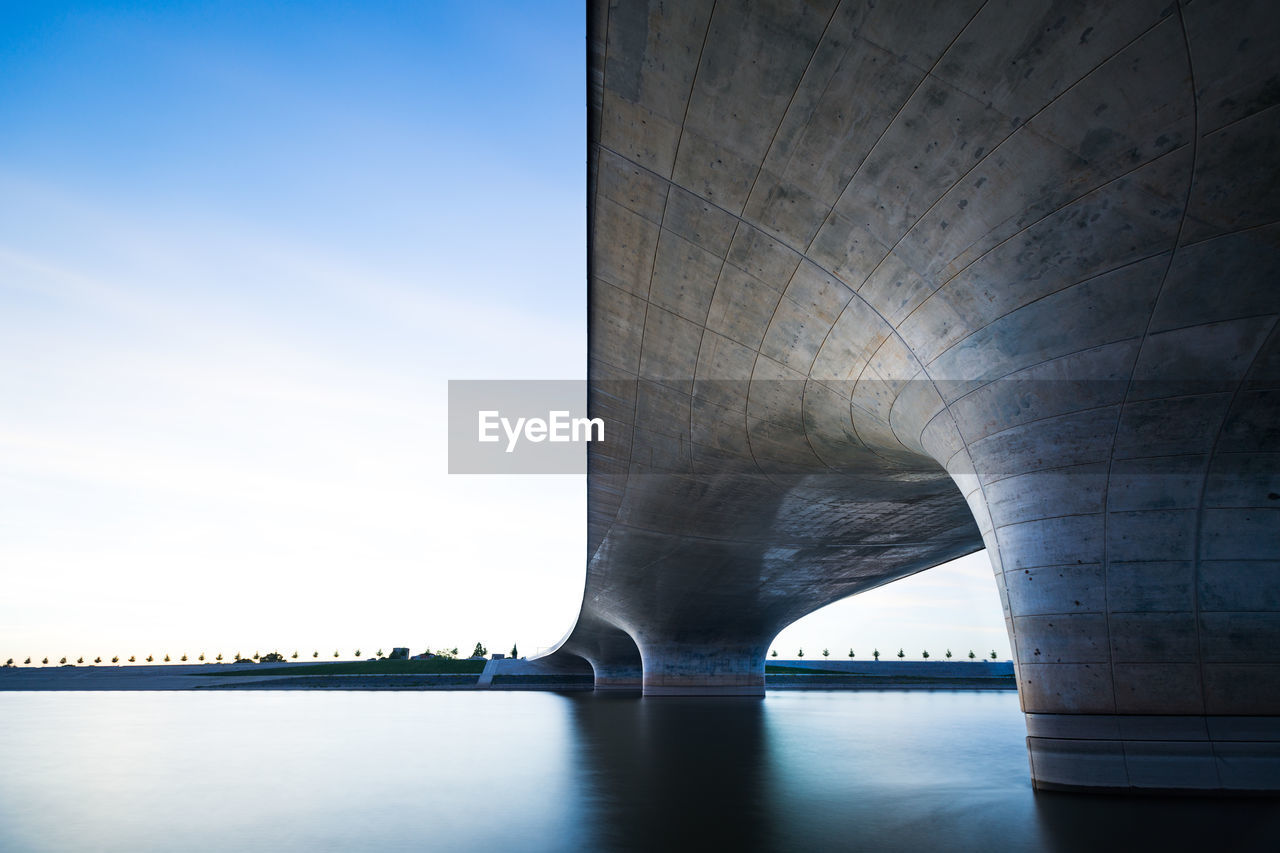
[567,695,770,850]
[1032,790,1280,853]
[0,691,589,852]
[565,691,1280,853]
[567,691,1044,852]
[1,690,1277,852]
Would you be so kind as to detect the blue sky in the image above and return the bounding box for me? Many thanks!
[0,1,1008,662]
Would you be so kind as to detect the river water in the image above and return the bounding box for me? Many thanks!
[1,690,1276,851]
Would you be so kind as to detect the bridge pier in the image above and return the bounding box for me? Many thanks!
[639,642,767,697]
[589,661,644,692]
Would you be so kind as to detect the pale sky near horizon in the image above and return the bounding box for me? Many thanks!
[0,1,1010,664]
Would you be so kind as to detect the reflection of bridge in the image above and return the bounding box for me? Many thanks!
[546,0,1280,792]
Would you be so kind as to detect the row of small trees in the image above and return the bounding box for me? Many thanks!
[3,652,330,666]
[769,648,1001,660]
[4,642,523,667]
[5,655,192,665]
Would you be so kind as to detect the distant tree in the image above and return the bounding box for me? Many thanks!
[770,649,778,657]
[471,643,487,658]
[968,650,976,660]
[111,656,118,663]
[234,652,241,661]
[945,649,952,659]
[24,657,31,664]
[897,649,905,659]
[354,649,362,657]
[921,650,930,659]
[128,655,135,662]
[94,656,102,664]
[797,648,804,657]
[77,657,84,664]
[510,643,518,659]
[59,657,67,664]
[164,654,171,662]
[333,650,339,658]
[146,655,153,662]
[873,649,880,661]
[451,648,459,656]
[261,652,286,663]
[822,648,830,658]
[4,658,11,667]
[43,657,49,664]
[313,650,319,658]
[848,648,855,658]
[291,651,298,659]
[377,649,385,658]
[216,654,223,661]
[990,650,998,660]
[198,653,205,661]
[252,652,259,661]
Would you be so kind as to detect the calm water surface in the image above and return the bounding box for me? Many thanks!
[1,690,1277,852]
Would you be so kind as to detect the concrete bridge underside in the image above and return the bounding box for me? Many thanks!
[546,0,1280,792]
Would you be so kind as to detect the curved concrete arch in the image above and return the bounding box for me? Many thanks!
[554,0,1280,791]
[551,608,645,689]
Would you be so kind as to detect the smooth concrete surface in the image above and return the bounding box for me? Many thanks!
[550,0,1280,792]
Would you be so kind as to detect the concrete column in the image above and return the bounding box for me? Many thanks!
[639,641,767,696]
[588,660,644,691]
[947,337,1280,791]
[545,611,646,692]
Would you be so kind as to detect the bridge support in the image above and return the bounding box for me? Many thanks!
[639,642,766,697]
[577,0,1280,793]
[943,366,1280,794]
[1026,714,1280,793]
[589,661,644,692]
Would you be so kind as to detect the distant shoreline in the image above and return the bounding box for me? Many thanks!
[0,659,1015,692]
